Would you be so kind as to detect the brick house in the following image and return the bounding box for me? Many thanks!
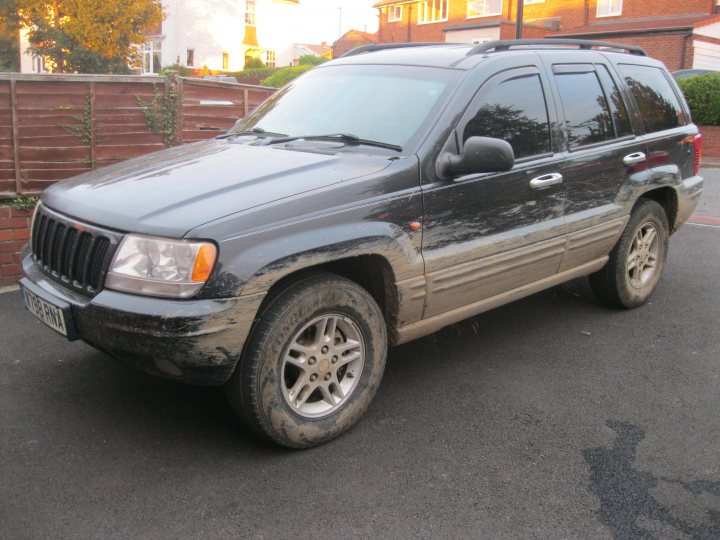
[332,30,380,58]
[373,0,720,71]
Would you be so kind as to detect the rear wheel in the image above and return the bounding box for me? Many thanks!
[226,273,387,448]
[589,199,669,308]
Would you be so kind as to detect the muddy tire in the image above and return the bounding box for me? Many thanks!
[589,199,669,309]
[225,273,387,448]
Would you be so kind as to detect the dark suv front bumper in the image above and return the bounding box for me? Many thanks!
[21,249,266,386]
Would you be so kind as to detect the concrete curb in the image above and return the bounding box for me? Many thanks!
[0,284,19,295]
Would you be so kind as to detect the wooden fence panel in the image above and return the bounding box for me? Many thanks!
[0,80,13,194]
[0,74,277,198]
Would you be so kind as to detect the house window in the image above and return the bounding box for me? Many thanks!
[245,0,256,25]
[222,52,229,70]
[597,0,622,17]
[142,40,162,74]
[388,5,402,22]
[418,0,449,24]
[266,50,276,68]
[467,0,502,18]
[186,49,195,67]
[32,55,46,73]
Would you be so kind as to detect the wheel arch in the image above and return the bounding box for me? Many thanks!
[638,186,679,233]
[255,254,400,339]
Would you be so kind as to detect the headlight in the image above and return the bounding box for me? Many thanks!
[106,234,217,298]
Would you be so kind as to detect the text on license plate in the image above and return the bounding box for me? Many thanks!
[23,288,68,336]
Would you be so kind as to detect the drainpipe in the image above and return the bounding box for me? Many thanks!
[584,0,589,26]
[681,31,691,69]
[515,0,524,39]
[407,3,412,42]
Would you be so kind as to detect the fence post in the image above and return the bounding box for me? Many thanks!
[10,78,22,196]
[177,77,184,145]
[89,81,96,169]
[244,88,249,117]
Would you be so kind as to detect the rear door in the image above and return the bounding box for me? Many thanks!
[542,54,649,271]
[615,62,694,188]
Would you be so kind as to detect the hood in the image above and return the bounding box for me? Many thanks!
[42,139,392,237]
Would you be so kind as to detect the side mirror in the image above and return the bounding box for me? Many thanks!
[437,136,515,179]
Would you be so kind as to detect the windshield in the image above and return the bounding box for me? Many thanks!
[230,64,461,150]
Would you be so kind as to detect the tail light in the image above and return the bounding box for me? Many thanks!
[693,133,702,176]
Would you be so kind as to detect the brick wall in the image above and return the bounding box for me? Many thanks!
[377,0,715,44]
[600,34,693,71]
[700,125,720,159]
[0,206,31,287]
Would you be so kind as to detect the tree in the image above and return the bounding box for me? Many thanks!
[2,0,163,73]
[0,0,19,71]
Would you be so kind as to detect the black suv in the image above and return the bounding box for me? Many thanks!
[20,40,704,448]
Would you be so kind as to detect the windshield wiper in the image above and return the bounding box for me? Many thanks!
[219,127,288,139]
[264,133,403,152]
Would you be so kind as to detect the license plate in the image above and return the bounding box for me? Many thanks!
[22,286,69,336]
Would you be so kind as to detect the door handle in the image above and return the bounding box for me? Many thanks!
[623,152,646,165]
[529,173,563,189]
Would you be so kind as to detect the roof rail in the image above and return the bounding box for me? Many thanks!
[467,38,647,57]
[341,42,453,58]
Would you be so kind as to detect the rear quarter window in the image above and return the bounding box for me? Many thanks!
[619,64,687,133]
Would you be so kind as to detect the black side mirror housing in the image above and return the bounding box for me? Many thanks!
[437,136,515,179]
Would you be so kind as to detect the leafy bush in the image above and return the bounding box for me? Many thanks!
[244,57,266,69]
[226,67,279,85]
[261,65,313,88]
[161,63,193,77]
[3,196,39,210]
[298,54,328,66]
[677,74,720,125]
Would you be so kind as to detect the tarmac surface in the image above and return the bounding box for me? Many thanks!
[1,170,719,539]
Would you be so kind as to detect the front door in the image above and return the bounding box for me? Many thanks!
[421,66,566,319]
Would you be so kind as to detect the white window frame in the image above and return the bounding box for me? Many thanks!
[596,0,622,17]
[524,0,544,4]
[418,0,449,24]
[265,50,276,68]
[245,0,256,26]
[388,5,403,22]
[32,55,46,73]
[467,0,502,19]
[142,40,162,75]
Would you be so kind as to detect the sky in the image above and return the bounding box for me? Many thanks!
[292,1,379,44]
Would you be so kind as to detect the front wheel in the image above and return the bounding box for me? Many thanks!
[589,199,669,309]
[226,273,387,448]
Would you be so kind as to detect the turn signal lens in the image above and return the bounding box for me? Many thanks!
[192,243,217,282]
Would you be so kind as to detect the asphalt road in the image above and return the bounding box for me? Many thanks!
[2,172,719,539]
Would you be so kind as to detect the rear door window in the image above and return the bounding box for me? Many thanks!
[553,66,614,148]
[618,64,686,132]
[463,72,551,159]
[596,65,633,138]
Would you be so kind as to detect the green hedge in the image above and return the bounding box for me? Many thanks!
[261,65,313,88]
[677,74,720,126]
[225,67,280,85]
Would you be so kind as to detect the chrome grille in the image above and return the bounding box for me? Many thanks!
[31,206,118,295]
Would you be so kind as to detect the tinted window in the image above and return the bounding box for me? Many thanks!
[463,74,550,159]
[619,64,685,132]
[555,70,614,147]
[597,65,633,138]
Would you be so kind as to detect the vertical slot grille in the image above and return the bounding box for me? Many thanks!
[30,208,115,295]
